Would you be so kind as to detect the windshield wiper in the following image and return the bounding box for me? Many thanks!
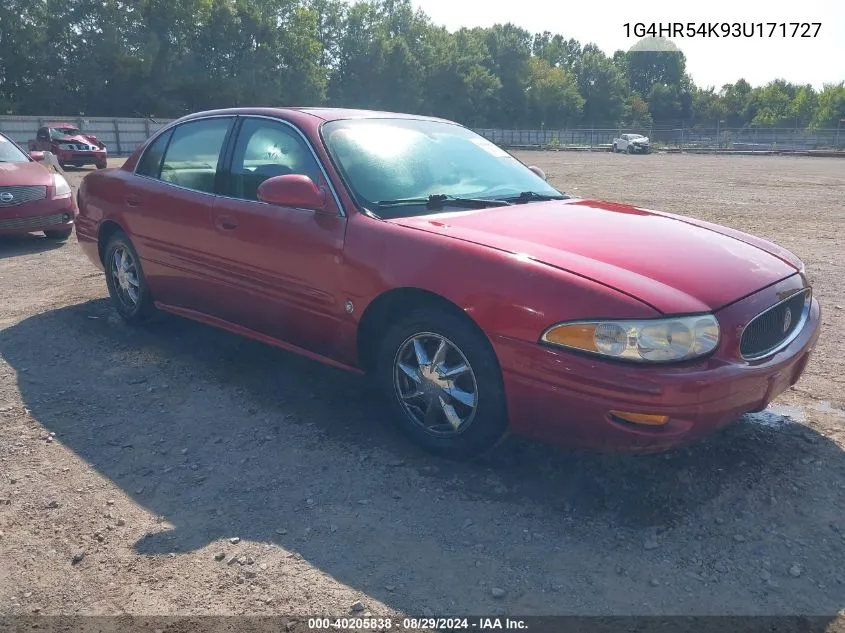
[504,191,570,203]
[375,194,512,211]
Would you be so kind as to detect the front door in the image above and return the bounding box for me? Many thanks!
[206,117,348,358]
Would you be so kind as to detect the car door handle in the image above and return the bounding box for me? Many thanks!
[125,195,141,207]
[215,216,238,231]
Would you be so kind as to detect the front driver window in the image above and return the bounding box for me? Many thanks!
[226,118,322,202]
[160,118,233,194]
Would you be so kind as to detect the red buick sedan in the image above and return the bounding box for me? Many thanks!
[0,133,77,240]
[76,108,820,459]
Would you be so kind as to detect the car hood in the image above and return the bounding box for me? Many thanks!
[55,133,100,146]
[0,161,52,187]
[388,198,801,314]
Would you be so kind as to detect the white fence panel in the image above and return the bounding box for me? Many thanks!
[0,116,842,154]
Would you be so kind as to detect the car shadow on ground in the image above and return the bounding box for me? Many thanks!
[59,165,97,172]
[2,298,844,616]
[0,234,66,260]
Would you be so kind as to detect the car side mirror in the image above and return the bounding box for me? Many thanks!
[528,165,546,180]
[257,174,328,212]
[29,151,45,162]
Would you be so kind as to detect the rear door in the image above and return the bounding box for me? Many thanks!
[121,116,235,313]
[205,116,349,357]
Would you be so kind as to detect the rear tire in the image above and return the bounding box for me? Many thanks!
[103,232,156,324]
[44,228,72,241]
[376,308,509,460]
[612,144,618,153]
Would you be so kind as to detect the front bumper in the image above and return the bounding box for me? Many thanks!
[630,143,650,153]
[493,275,820,453]
[56,149,107,166]
[0,196,77,236]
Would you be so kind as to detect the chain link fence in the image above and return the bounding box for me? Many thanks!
[1,116,842,155]
[476,126,844,152]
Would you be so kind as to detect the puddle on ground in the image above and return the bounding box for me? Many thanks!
[811,400,845,419]
[744,400,845,428]
[745,403,805,427]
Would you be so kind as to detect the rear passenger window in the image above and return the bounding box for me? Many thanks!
[159,118,233,194]
[136,130,172,178]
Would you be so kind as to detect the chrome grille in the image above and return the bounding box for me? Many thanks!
[0,185,48,207]
[0,213,70,230]
[740,289,810,360]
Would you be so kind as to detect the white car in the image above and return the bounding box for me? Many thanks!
[612,133,650,154]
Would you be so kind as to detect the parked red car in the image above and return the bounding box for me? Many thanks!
[29,122,108,170]
[75,108,820,459]
[0,133,77,240]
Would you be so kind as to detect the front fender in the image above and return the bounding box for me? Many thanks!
[343,216,659,344]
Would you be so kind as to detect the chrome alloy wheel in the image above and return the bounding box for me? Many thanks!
[110,245,140,309]
[393,332,479,436]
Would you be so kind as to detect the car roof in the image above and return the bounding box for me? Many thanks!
[47,123,76,127]
[176,107,455,125]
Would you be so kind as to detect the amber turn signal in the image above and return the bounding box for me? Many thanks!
[609,411,670,426]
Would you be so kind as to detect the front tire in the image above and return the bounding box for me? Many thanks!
[376,308,509,460]
[103,232,156,324]
[44,228,72,241]
[612,144,618,153]
[96,161,107,169]
[627,145,633,154]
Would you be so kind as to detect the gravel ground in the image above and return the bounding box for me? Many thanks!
[1,154,844,624]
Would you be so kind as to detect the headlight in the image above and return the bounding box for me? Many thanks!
[53,174,71,197]
[541,315,720,363]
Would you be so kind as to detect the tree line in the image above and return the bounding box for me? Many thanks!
[1,0,844,129]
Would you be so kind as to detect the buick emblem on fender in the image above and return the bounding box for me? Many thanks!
[783,308,793,333]
[0,192,13,203]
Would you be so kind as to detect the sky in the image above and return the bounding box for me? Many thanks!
[410,0,845,90]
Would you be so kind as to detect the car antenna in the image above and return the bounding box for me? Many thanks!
[133,112,159,125]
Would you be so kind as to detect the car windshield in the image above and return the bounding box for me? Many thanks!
[321,118,566,216]
[52,127,82,138]
[0,135,30,163]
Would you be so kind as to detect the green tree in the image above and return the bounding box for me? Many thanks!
[0,0,831,130]
[620,93,652,128]
[812,83,845,128]
[720,79,754,127]
[425,28,501,126]
[690,86,726,127]
[481,24,533,126]
[575,49,627,126]
[750,80,798,126]
[532,32,582,71]
[526,57,583,128]
[625,37,686,98]
[789,85,818,128]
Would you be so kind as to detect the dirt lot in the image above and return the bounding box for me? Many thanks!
[1,153,845,622]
